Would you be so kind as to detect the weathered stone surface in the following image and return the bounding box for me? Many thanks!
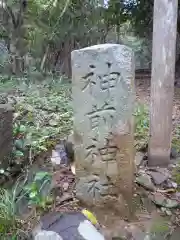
[136,173,155,191]
[150,192,179,208]
[34,231,63,240]
[135,151,145,166]
[34,212,105,240]
[0,104,13,168]
[71,44,135,215]
[148,170,169,185]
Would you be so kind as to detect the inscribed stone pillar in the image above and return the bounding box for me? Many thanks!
[71,44,135,216]
[0,104,13,168]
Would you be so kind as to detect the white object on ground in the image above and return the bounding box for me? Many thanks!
[51,150,61,165]
[78,220,105,240]
[35,230,63,240]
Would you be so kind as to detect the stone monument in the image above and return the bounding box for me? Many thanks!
[0,104,13,168]
[71,44,135,216]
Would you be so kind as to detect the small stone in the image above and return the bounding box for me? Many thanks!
[171,181,178,189]
[171,147,179,159]
[136,173,155,191]
[71,162,76,175]
[135,152,145,166]
[55,143,69,165]
[151,192,179,208]
[148,170,169,185]
[165,209,172,216]
[51,150,61,165]
[78,220,105,240]
[150,192,166,206]
[35,230,63,240]
[161,207,172,216]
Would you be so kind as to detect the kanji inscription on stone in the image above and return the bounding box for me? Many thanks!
[71,44,135,217]
[82,62,122,96]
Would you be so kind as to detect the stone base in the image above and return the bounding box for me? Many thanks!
[147,154,170,167]
[76,192,134,221]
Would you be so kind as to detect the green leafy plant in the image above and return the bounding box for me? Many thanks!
[24,171,53,211]
[13,124,27,160]
[0,123,28,179]
[134,102,149,150]
[172,125,180,154]
[150,219,170,239]
[0,187,26,239]
[0,78,72,182]
[172,159,180,187]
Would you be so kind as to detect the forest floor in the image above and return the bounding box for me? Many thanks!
[31,75,180,240]
[100,75,180,240]
[1,75,180,239]
[136,75,180,131]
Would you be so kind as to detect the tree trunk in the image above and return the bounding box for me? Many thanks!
[148,0,178,166]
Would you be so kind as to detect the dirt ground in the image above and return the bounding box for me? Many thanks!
[135,73,180,129]
[30,74,180,239]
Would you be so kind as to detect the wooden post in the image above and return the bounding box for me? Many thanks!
[148,0,178,166]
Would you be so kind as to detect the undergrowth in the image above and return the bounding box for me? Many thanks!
[1,75,180,237]
[134,102,149,151]
[0,75,73,178]
[172,126,180,153]
[0,187,27,239]
[134,102,180,154]
[0,170,53,239]
[0,75,73,237]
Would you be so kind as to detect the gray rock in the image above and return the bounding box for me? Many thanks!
[148,170,169,185]
[166,180,178,189]
[51,149,61,165]
[71,44,135,208]
[151,192,179,208]
[34,230,63,240]
[36,212,105,240]
[136,173,155,191]
[161,207,172,216]
[135,152,145,166]
[170,147,179,159]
